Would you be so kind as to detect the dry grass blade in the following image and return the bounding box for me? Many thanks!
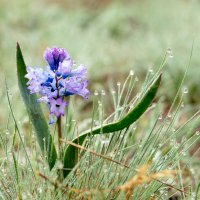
[116,164,180,200]
[37,171,110,199]
[61,139,130,168]
[36,171,80,195]
[0,179,11,199]
[152,177,187,194]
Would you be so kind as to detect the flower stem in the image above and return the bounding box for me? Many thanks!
[57,116,62,153]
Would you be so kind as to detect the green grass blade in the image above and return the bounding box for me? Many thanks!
[63,74,162,177]
[16,43,57,169]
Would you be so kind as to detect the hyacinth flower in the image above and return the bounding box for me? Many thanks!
[25,47,90,151]
[17,43,161,177]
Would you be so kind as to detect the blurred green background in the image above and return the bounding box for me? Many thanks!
[0,0,200,128]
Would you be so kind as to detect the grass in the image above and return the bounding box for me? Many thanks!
[0,66,200,199]
[1,0,200,125]
[0,0,200,199]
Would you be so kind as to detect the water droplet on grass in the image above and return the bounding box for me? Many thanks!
[167,48,173,58]
[195,131,200,136]
[129,70,134,76]
[101,139,109,146]
[175,142,180,149]
[190,168,195,174]
[5,130,9,135]
[170,139,175,146]
[101,90,106,95]
[183,87,188,94]
[149,68,153,72]
[167,113,172,118]
[181,150,186,156]
[181,102,184,108]
[94,90,99,96]
[37,188,42,194]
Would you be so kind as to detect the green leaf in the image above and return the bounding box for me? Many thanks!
[16,43,57,169]
[63,74,162,177]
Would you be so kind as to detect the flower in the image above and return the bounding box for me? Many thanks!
[43,47,70,71]
[26,47,90,123]
[49,98,68,117]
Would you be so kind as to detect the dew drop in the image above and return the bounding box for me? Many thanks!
[57,161,63,169]
[22,192,27,199]
[135,76,139,82]
[136,93,141,98]
[170,139,175,146]
[195,131,200,136]
[117,82,121,86]
[101,90,106,96]
[164,155,168,160]
[182,136,187,142]
[190,168,195,174]
[133,126,137,131]
[94,90,99,96]
[37,188,42,194]
[167,48,174,58]
[129,70,134,76]
[101,140,109,146]
[181,150,186,156]
[148,68,154,73]
[163,192,168,197]
[151,103,156,108]
[111,90,116,94]
[73,61,76,65]
[167,48,172,54]
[129,105,133,109]
[5,130,9,135]
[167,113,172,118]
[95,120,99,126]
[183,86,188,94]
[168,165,173,170]
[191,192,196,200]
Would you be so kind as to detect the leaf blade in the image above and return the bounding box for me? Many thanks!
[63,74,162,177]
[16,43,57,169]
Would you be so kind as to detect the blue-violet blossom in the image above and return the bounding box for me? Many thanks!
[25,47,90,123]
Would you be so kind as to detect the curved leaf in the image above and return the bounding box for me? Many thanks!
[63,74,162,177]
[16,43,57,169]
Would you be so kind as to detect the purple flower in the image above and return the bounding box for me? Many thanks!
[49,98,67,117]
[43,47,71,71]
[26,47,90,122]
[64,77,90,98]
